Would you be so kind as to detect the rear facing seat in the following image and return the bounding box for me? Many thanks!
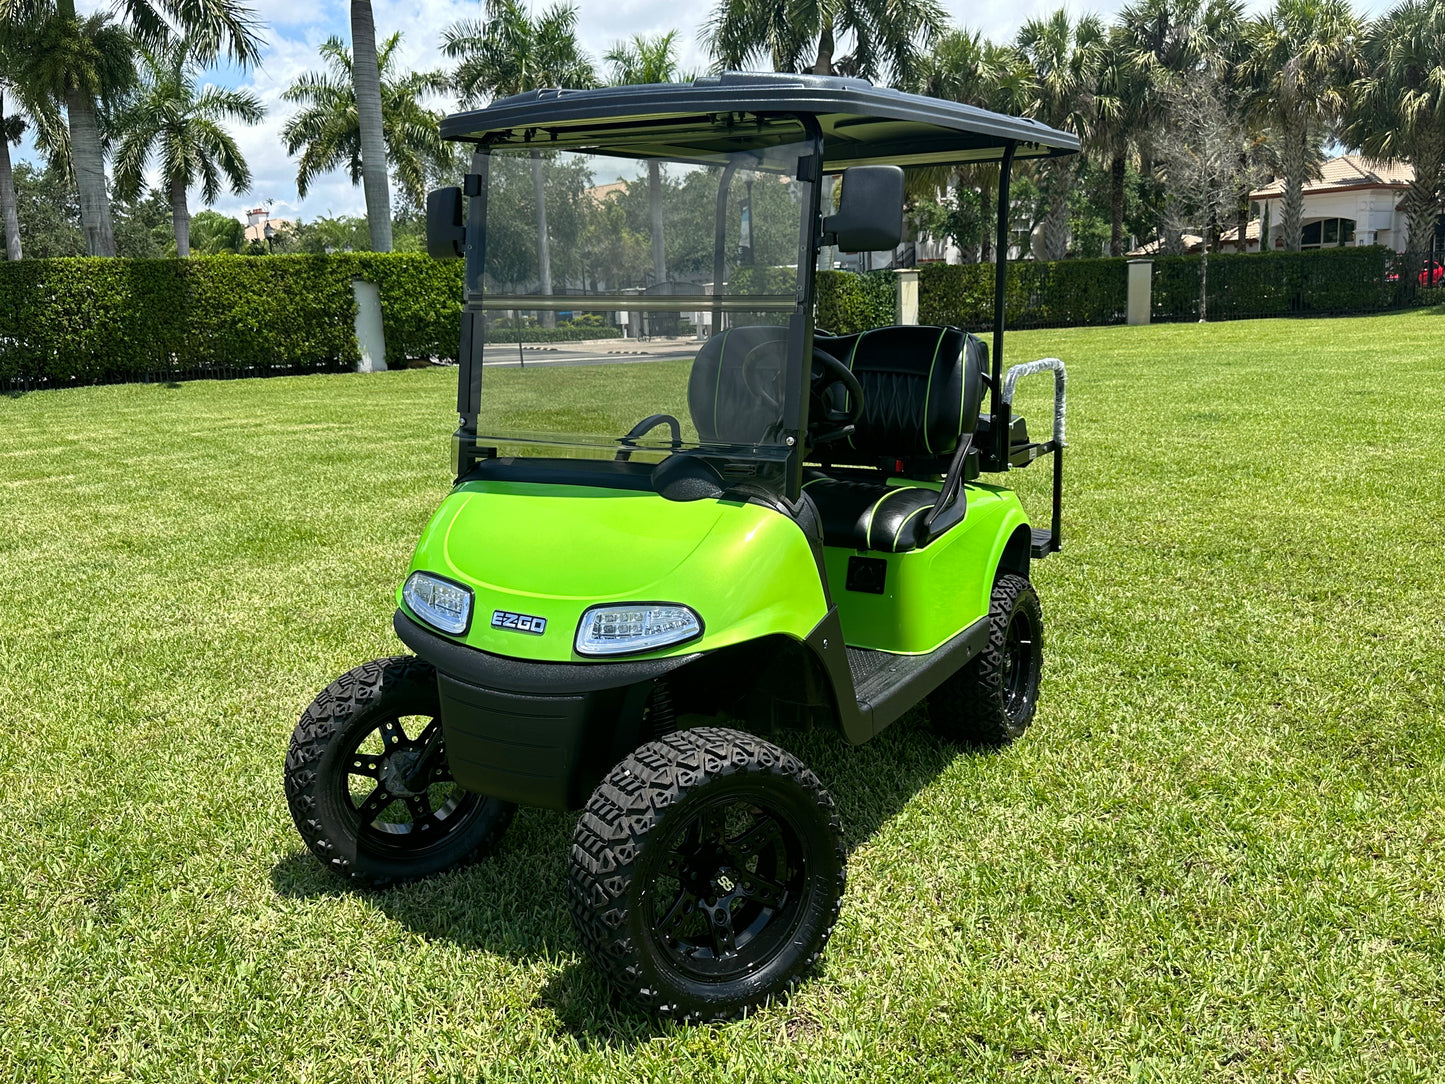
[806,325,986,553]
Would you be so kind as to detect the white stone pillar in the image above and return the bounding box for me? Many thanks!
[895,268,920,326]
[1126,259,1153,326]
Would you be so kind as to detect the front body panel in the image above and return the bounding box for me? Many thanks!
[822,482,1030,654]
[400,480,830,663]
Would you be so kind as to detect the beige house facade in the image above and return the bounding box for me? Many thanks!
[1248,156,1441,255]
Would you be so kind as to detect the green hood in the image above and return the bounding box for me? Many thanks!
[401,480,828,663]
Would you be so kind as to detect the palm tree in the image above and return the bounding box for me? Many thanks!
[912,30,1033,262]
[111,42,262,257]
[1091,28,1157,255]
[1341,0,1445,269]
[1016,9,1106,260]
[1118,0,1247,252]
[444,1,596,324]
[282,34,450,223]
[606,31,689,289]
[1241,0,1361,251]
[0,106,19,260]
[0,18,67,260]
[349,1,390,251]
[704,0,946,86]
[0,0,262,257]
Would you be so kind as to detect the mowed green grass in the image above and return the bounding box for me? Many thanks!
[2,312,1443,1083]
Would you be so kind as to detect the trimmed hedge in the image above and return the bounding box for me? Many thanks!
[485,326,625,343]
[0,253,468,385]
[917,258,1128,331]
[818,247,1414,335]
[3,246,1425,387]
[1150,246,1398,321]
[817,269,895,334]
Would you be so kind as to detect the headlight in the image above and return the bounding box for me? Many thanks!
[402,571,473,635]
[575,603,702,657]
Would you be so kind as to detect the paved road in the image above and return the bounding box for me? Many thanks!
[480,338,699,368]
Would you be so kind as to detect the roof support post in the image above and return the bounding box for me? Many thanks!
[991,141,1016,471]
[453,149,489,479]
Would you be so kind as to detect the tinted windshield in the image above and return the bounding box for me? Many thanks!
[470,139,811,478]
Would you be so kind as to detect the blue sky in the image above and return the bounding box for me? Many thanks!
[21,0,1398,225]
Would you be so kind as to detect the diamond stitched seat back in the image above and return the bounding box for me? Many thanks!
[815,325,985,467]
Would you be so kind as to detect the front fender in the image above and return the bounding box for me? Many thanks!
[399,480,828,663]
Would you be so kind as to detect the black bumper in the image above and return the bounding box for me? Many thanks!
[394,610,702,811]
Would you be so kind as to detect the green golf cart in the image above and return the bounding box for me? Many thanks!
[284,72,1076,1021]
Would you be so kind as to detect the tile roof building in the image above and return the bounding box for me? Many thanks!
[1247,155,1435,254]
[243,207,295,245]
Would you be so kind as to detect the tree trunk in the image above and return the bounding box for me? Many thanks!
[1402,136,1445,271]
[1279,123,1307,252]
[531,151,555,328]
[170,174,191,258]
[648,160,666,286]
[0,100,20,261]
[1041,160,1074,261]
[1161,193,1185,256]
[1198,245,1208,322]
[1235,184,1249,253]
[65,88,115,257]
[1110,153,1126,257]
[979,170,994,264]
[350,0,393,252]
[812,21,836,75]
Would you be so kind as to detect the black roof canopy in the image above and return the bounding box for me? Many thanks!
[441,72,1079,169]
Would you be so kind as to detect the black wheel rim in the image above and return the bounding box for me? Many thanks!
[1001,606,1038,722]
[339,713,485,856]
[642,791,808,982]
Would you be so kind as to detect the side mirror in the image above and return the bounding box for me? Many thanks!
[426,186,465,259]
[823,165,904,253]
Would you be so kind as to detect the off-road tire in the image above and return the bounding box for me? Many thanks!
[284,655,515,887]
[568,727,846,1021]
[929,573,1043,746]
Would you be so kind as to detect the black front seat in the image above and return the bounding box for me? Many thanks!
[687,325,789,445]
[807,325,986,553]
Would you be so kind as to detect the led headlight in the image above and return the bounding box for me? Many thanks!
[575,603,702,657]
[402,571,473,635]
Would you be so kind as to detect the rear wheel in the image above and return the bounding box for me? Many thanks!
[568,727,845,1021]
[929,572,1043,746]
[284,656,515,886]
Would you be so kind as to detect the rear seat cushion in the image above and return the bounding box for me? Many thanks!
[803,475,938,553]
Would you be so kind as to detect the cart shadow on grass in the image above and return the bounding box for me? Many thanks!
[271,712,996,1049]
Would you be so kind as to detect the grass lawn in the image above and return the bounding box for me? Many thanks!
[2,311,1443,1083]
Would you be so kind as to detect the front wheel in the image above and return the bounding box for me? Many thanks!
[568,727,846,1021]
[284,656,515,887]
[929,573,1044,746]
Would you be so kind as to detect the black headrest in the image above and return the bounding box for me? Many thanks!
[688,325,789,445]
[815,325,985,466]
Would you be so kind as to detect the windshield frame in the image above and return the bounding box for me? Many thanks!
[452,116,825,504]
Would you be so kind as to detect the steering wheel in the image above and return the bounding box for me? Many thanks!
[740,343,787,412]
[809,346,864,446]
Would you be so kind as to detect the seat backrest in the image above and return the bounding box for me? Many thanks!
[815,325,985,468]
[688,325,789,445]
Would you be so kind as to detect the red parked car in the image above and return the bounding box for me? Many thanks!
[1387,258,1444,285]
